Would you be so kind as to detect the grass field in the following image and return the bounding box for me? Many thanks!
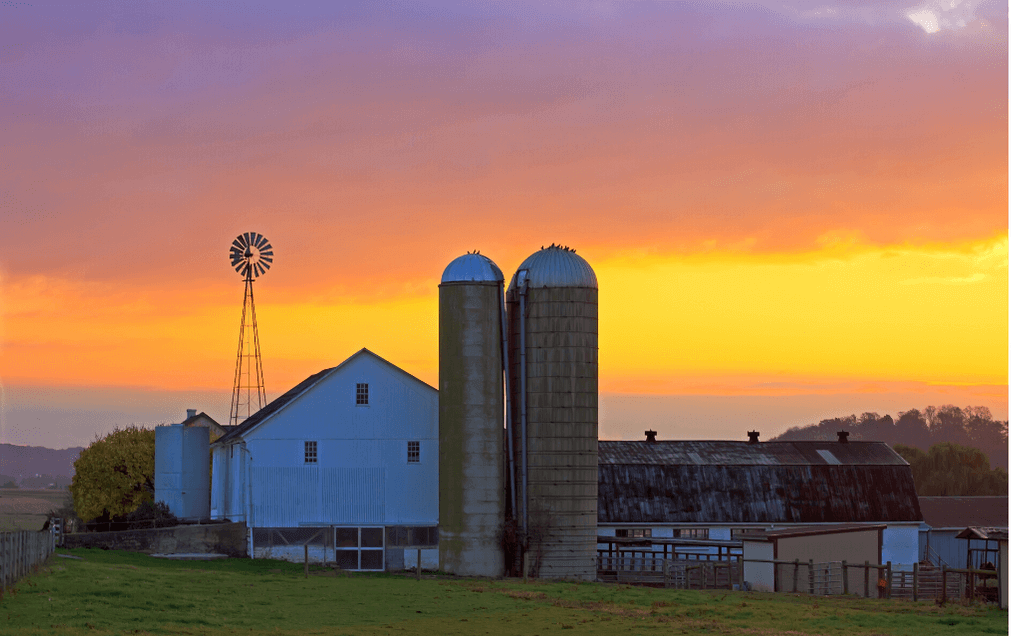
[0,489,69,532]
[0,549,1006,636]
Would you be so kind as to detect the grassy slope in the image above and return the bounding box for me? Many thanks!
[0,549,1006,636]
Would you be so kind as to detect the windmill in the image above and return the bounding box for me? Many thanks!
[228,232,273,425]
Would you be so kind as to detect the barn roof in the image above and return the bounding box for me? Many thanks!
[597,440,921,525]
[599,440,908,466]
[918,497,1009,529]
[214,348,435,446]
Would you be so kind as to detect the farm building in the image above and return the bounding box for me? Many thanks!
[918,497,1008,569]
[210,348,439,571]
[597,434,924,568]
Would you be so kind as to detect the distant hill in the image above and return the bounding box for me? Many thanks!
[0,444,82,481]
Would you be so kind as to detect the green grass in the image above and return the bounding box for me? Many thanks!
[1,549,1006,635]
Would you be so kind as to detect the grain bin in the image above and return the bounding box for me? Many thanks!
[506,244,598,579]
[154,424,210,521]
[438,252,507,576]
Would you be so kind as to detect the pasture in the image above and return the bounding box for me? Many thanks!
[0,489,69,532]
[0,548,1006,636]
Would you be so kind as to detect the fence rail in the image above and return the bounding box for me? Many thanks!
[1,529,57,594]
[595,553,1001,603]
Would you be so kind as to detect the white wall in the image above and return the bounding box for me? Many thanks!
[742,541,775,592]
[881,524,920,570]
[213,351,438,530]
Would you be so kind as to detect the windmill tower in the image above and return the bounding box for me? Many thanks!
[228,232,273,426]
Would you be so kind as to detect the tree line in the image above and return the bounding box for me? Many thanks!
[771,405,1008,497]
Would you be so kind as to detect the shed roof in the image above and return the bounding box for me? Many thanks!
[214,348,435,446]
[918,497,1009,529]
[597,440,921,525]
[738,524,886,541]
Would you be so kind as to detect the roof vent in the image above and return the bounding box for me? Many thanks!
[837,430,849,443]
[186,409,197,420]
[747,430,760,444]
[644,430,657,443]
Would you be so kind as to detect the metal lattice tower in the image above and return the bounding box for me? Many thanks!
[228,232,273,426]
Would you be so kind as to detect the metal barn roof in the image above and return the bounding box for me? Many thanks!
[597,440,922,525]
[918,497,1009,529]
[440,253,504,284]
[507,244,597,291]
[598,440,909,466]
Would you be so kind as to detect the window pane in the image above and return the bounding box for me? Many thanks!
[361,527,383,548]
[360,550,384,570]
[335,528,358,548]
[333,550,358,570]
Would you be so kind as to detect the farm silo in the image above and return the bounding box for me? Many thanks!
[154,424,210,521]
[506,244,598,580]
[438,252,507,576]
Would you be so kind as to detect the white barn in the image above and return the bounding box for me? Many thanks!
[210,348,439,570]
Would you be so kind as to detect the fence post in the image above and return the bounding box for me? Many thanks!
[912,562,918,602]
[940,565,947,604]
[738,556,744,591]
[885,562,892,599]
[842,561,848,595]
[808,559,814,595]
[663,559,669,589]
[304,544,309,579]
[969,568,974,602]
[416,547,422,580]
[864,561,870,598]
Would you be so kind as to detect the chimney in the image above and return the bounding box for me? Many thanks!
[747,430,760,444]
[644,430,657,443]
[837,430,849,443]
[186,409,198,420]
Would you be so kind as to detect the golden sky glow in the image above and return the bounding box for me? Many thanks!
[0,1,1006,447]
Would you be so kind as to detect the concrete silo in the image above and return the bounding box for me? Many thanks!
[438,252,507,576]
[507,244,598,579]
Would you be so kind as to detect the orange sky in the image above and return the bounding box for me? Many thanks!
[0,1,1006,447]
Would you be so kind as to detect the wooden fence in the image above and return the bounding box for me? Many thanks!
[596,554,1001,603]
[1,529,57,594]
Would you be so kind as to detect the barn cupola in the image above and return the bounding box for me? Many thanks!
[747,430,760,444]
[837,430,850,443]
[644,430,657,443]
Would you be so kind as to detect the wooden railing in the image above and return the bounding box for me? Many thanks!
[596,553,1001,603]
[1,529,57,595]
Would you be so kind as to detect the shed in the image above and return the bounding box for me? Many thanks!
[739,524,884,593]
[210,348,439,571]
[918,497,1008,569]
[597,439,922,567]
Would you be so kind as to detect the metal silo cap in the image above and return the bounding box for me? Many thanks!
[507,244,597,291]
[441,252,504,283]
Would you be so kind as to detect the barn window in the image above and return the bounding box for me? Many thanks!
[615,528,652,538]
[407,441,420,463]
[677,528,709,539]
[304,441,317,464]
[356,383,369,405]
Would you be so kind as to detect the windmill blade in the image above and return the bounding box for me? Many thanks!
[253,233,266,248]
[232,237,245,250]
[257,262,268,277]
[259,255,273,265]
[259,250,274,258]
[245,232,255,248]
[259,259,272,270]
[260,240,272,252]
[237,234,250,248]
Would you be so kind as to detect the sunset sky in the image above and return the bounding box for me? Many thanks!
[1,0,1007,449]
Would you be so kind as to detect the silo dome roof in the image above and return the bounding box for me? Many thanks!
[441,252,504,283]
[507,244,597,291]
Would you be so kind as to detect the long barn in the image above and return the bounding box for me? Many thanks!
[597,435,923,567]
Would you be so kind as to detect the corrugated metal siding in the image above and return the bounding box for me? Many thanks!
[599,440,907,466]
[322,467,385,523]
[250,466,386,526]
[598,464,922,524]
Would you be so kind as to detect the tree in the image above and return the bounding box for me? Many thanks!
[895,442,1008,497]
[69,426,155,522]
